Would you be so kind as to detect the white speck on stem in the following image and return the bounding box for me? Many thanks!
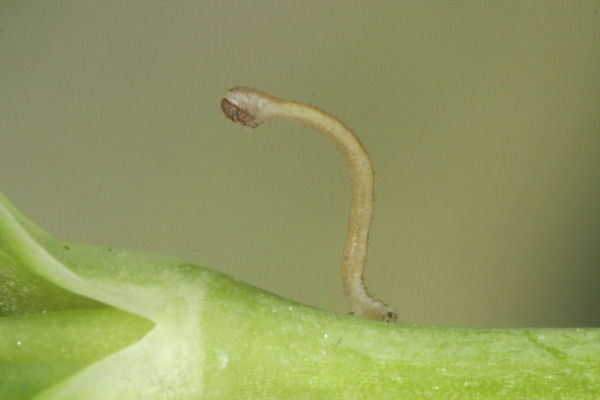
[217,353,229,370]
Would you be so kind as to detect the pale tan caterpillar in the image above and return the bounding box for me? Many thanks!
[221,87,397,322]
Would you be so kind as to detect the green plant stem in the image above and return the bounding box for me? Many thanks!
[198,270,600,398]
[1,192,599,399]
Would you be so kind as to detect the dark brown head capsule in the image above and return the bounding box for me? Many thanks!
[221,98,260,128]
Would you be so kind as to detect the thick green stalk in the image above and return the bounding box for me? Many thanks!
[199,272,600,398]
[1,192,599,399]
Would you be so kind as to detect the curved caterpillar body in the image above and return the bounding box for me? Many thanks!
[221,87,397,322]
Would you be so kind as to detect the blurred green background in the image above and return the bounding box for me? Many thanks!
[1,1,599,327]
